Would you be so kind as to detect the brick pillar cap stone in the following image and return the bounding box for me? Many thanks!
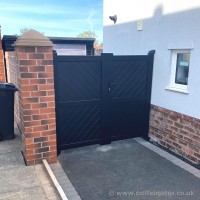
[13,29,53,47]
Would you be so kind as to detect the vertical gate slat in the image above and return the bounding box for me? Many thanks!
[53,50,61,155]
[101,53,113,145]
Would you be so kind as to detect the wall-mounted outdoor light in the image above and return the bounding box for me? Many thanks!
[109,15,117,24]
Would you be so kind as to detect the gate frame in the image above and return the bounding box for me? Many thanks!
[54,50,155,154]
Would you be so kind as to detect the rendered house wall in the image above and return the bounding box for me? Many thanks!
[103,0,200,165]
[103,0,200,119]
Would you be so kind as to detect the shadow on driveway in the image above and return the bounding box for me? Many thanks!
[59,139,200,200]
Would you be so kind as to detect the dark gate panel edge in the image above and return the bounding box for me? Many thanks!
[53,50,62,155]
[143,50,155,140]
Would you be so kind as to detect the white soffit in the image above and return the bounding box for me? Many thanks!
[53,44,86,55]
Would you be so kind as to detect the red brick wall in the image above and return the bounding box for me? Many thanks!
[5,52,20,125]
[15,46,57,165]
[0,36,5,81]
[150,105,200,164]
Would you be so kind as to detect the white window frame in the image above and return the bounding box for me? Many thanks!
[166,50,191,94]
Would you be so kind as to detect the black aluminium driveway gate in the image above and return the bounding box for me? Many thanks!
[54,51,155,153]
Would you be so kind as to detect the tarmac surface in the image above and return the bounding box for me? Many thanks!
[60,139,200,200]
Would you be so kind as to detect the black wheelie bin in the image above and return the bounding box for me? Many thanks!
[0,82,18,141]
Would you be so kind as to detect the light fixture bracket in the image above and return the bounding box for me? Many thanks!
[109,15,117,24]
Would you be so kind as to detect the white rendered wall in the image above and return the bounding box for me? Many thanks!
[103,0,200,119]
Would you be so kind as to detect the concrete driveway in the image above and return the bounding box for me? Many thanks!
[0,124,60,200]
[59,139,200,200]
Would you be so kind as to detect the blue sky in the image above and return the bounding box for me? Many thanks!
[0,0,103,42]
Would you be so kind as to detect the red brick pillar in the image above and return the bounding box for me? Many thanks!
[0,27,6,81]
[14,30,57,165]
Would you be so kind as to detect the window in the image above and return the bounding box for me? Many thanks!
[168,50,191,93]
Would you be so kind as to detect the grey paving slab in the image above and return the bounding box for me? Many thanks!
[179,163,194,170]
[0,125,22,154]
[59,182,73,188]
[35,164,61,200]
[50,162,81,200]
[0,125,60,200]
[194,173,200,178]
[41,183,61,200]
[164,154,177,161]
[0,187,47,200]
[35,164,52,185]
[190,168,200,174]
[59,139,200,200]
[135,138,200,176]
[56,178,71,185]
[0,166,40,194]
[64,191,79,198]
[70,197,81,200]
[0,136,22,154]
[0,151,24,170]
[62,185,77,193]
